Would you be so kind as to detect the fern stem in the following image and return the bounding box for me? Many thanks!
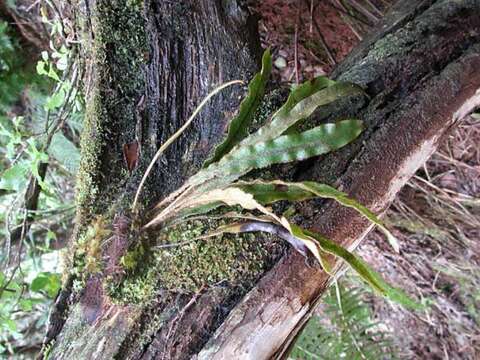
[132,80,243,212]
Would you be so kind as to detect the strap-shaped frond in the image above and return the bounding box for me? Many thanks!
[301,228,421,309]
[239,75,336,147]
[242,81,363,146]
[184,79,365,191]
[190,119,363,188]
[204,219,419,309]
[146,187,281,228]
[204,49,272,167]
[235,180,399,252]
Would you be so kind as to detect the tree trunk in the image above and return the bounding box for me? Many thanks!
[44,0,480,359]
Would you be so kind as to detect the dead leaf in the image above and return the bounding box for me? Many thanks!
[123,140,139,172]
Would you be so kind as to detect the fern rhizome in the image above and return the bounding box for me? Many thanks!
[132,49,419,309]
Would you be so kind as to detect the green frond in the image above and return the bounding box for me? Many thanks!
[191,119,363,188]
[183,75,365,190]
[240,79,361,147]
[204,49,272,167]
[291,280,398,360]
[303,228,420,309]
[232,179,398,252]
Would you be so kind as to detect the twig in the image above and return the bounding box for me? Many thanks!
[43,65,79,150]
[348,0,380,23]
[309,0,314,33]
[412,175,479,226]
[314,25,337,64]
[303,0,337,66]
[294,9,300,84]
[9,64,80,246]
[329,0,363,40]
[377,0,391,6]
[364,0,384,17]
[346,0,380,23]
[0,210,27,299]
[26,0,42,12]
[325,1,373,27]
[43,0,67,41]
[435,152,479,173]
[3,194,22,270]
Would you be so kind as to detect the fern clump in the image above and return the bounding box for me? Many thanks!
[133,49,420,309]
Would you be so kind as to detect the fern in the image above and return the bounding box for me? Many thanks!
[191,119,363,187]
[204,49,272,166]
[140,49,419,309]
[290,280,397,360]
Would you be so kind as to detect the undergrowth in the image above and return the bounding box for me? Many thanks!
[0,4,82,356]
[291,278,398,360]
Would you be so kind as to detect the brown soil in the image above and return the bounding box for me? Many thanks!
[254,0,381,81]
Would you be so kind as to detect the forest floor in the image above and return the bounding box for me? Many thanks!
[255,0,480,359]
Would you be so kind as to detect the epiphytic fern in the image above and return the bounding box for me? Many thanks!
[134,49,419,309]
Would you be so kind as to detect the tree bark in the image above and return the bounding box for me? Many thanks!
[44,0,480,359]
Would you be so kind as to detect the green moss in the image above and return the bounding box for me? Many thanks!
[155,225,268,292]
[126,0,144,10]
[72,0,289,310]
[120,243,145,270]
[106,218,285,304]
[66,216,112,294]
[75,89,105,222]
[75,0,148,224]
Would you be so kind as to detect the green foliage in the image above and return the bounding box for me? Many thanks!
[204,49,272,166]
[187,77,364,190]
[200,119,363,182]
[301,182,399,251]
[30,272,61,298]
[0,11,81,358]
[0,19,80,198]
[244,180,397,251]
[242,81,361,147]
[302,228,420,309]
[48,133,81,173]
[0,21,39,113]
[149,50,417,309]
[291,280,397,360]
[0,21,81,193]
[0,255,61,355]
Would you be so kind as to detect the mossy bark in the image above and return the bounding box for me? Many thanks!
[44,0,480,359]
